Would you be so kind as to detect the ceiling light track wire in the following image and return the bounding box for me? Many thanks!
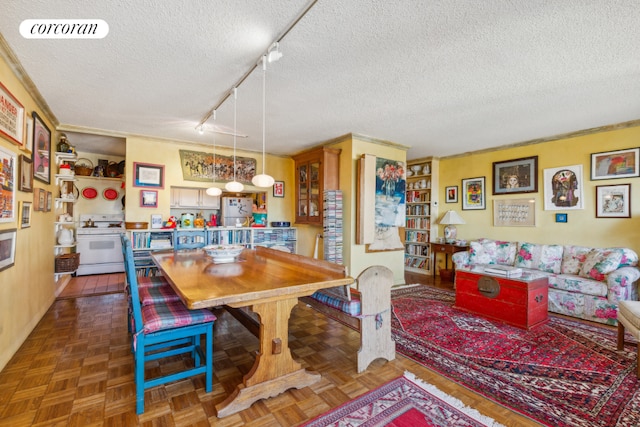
[195,0,318,129]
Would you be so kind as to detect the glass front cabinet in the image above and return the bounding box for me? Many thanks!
[293,146,341,225]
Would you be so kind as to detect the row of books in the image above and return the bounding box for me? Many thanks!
[405,230,428,242]
[323,190,343,264]
[405,244,429,256]
[406,191,430,203]
[406,217,430,229]
[404,255,428,269]
[406,204,430,216]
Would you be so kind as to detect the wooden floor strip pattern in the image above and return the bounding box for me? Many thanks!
[0,276,540,426]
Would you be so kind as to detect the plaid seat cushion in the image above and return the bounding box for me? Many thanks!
[138,276,169,288]
[310,289,361,316]
[141,301,216,334]
[138,284,181,306]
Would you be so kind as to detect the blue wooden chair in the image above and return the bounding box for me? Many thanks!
[173,229,207,251]
[121,234,216,414]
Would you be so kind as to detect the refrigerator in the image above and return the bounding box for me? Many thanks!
[221,197,253,226]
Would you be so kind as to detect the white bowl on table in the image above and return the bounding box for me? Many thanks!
[203,245,244,263]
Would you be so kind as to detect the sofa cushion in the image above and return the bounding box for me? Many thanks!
[495,241,517,265]
[561,245,592,275]
[547,274,609,298]
[469,240,497,265]
[580,249,624,281]
[515,242,563,274]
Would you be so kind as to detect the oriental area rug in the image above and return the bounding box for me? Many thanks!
[390,285,640,427]
[303,372,504,427]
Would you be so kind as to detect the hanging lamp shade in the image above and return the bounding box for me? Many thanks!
[252,56,275,188]
[225,88,244,192]
[206,110,222,196]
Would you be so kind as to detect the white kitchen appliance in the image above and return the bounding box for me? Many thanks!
[76,213,125,275]
[221,197,252,226]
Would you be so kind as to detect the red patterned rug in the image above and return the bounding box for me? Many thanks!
[390,285,640,427]
[303,372,504,426]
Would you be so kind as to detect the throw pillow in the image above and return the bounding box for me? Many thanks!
[469,240,497,265]
[515,242,541,269]
[579,249,624,281]
[538,244,564,274]
[561,245,592,275]
[495,241,517,265]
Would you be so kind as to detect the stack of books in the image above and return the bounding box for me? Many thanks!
[484,265,523,277]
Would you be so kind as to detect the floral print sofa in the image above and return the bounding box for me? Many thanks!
[451,239,640,325]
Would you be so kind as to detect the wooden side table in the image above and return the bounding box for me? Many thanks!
[430,243,469,279]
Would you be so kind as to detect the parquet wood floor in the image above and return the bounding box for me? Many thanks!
[0,272,541,426]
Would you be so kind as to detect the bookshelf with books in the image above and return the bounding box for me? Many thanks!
[128,230,174,276]
[404,158,439,275]
[323,190,343,264]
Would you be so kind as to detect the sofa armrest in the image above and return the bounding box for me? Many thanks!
[607,266,640,303]
[452,251,470,268]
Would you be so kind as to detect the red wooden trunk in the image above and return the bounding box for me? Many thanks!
[454,270,549,330]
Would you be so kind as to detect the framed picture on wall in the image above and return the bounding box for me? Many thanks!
[445,186,458,203]
[492,156,538,195]
[590,148,640,180]
[31,112,51,184]
[134,162,164,188]
[0,228,17,272]
[0,81,25,146]
[0,146,16,223]
[543,164,584,210]
[273,181,284,198]
[461,177,485,210]
[19,201,32,228]
[140,190,158,208]
[596,184,631,218]
[18,154,33,192]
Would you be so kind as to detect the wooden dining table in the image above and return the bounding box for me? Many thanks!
[151,245,354,418]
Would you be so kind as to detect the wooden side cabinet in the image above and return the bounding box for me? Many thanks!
[292,146,341,225]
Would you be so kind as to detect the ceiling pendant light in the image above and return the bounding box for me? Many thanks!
[206,110,222,196]
[225,88,244,193]
[252,56,275,188]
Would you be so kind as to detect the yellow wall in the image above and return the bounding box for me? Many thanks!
[124,136,294,225]
[437,126,640,255]
[0,56,58,370]
[291,134,408,284]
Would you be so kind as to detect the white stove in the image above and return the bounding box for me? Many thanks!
[76,213,125,275]
[77,214,125,235]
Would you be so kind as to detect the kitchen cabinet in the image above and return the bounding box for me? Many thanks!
[292,146,341,225]
[170,187,220,209]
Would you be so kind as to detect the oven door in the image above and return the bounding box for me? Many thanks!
[76,233,125,275]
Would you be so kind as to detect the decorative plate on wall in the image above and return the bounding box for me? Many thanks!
[81,187,98,199]
[103,188,119,200]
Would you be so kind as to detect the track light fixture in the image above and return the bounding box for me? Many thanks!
[252,56,275,188]
[225,88,244,193]
[267,42,283,63]
[206,111,222,196]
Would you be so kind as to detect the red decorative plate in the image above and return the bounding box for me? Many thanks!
[103,188,119,200]
[81,187,98,199]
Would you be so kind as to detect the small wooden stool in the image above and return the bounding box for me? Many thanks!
[617,300,640,377]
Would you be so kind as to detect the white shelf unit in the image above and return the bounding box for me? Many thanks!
[404,158,438,275]
[54,151,80,281]
[128,230,174,277]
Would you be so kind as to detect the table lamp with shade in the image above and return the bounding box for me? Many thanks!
[438,210,465,243]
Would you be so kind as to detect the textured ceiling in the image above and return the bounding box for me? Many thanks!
[1,0,639,159]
